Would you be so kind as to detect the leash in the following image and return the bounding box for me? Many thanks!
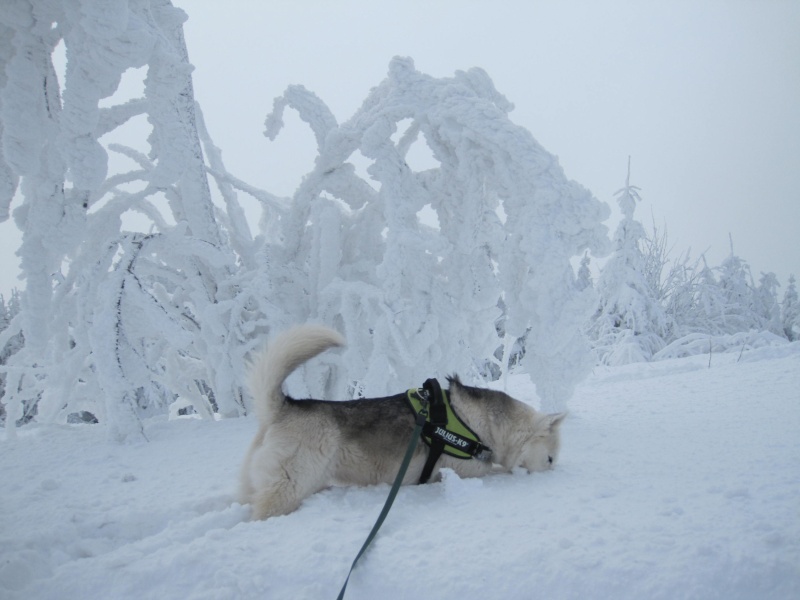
[336,402,428,600]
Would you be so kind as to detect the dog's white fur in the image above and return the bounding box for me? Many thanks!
[240,325,566,520]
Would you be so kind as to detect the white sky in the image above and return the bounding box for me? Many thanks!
[1,0,799,298]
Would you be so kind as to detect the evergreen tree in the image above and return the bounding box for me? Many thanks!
[715,244,761,333]
[753,272,782,336]
[0,295,8,337]
[782,274,799,341]
[0,294,8,409]
[0,289,24,419]
[687,260,729,335]
[589,159,667,365]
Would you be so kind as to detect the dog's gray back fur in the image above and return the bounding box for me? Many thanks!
[240,325,566,520]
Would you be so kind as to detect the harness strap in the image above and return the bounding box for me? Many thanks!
[425,378,448,424]
[419,440,444,484]
[419,378,447,484]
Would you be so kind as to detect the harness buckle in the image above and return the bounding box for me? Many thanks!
[475,446,493,462]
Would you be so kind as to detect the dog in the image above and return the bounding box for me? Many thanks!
[239,325,567,520]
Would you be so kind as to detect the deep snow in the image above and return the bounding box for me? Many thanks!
[2,344,799,599]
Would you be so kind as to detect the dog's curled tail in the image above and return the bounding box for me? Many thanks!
[247,325,345,425]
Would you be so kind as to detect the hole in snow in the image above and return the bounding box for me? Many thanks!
[404,131,439,173]
[52,38,66,89]
[120,190,175,232]
[346,150,379,191]
[120,210,155,234]
[100,112,152,173]
[496,203,507,225]
[417,204,440,230]
[99,66,146,108]
[391,118,416,145]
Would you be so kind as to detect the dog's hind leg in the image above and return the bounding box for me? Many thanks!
[249,442,333,520]
[251,477,303,520]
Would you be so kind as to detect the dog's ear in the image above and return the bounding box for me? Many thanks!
[545,412,567,432]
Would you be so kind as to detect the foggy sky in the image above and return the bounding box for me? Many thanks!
[1,0,798,297]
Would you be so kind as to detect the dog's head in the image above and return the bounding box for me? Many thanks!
[447,376,567,473]
[516,412,567,472]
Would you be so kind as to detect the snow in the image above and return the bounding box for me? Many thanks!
[3,344,798,599]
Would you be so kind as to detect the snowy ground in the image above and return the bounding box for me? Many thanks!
[2,344,799,599]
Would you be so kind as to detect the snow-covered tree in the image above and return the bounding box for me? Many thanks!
[589,159,667,364]
[753,272,782,336]
[0,0,250,440]
[781,274,799,341]
[714,247,762,334]
[0,294,9,342]
[1,2,609,436]
[667,258,727,337]
[0,289,24,422]
[640,218,672,303]
[0,293,12,407]
[576,252,593,291]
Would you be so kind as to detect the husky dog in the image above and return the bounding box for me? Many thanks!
[240,325,567,520]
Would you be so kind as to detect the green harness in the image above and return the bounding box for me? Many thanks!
[406,378,492,483]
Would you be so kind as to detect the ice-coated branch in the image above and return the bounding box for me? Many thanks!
[96,99,148,137]
[195,101,254,266]
[264,84,338,149]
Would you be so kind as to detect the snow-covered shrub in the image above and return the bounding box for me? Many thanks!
[642,245,792,352]
[653,330,789,361]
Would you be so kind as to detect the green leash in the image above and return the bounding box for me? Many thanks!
[336,406,427,600]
